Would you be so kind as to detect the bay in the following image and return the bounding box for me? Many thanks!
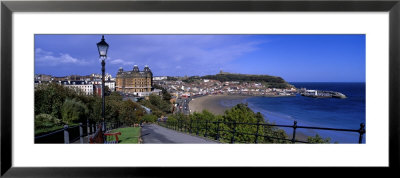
[243,82,366,143]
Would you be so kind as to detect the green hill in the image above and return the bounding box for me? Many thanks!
[183,72,294,89]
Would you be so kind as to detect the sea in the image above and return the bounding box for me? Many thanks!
[221,82,366,143]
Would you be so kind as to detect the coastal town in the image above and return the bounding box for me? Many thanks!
[154,76,298,98]
[153,73,347,101]
[35,66,347,117]
[34,70,299,100]
[35,66,349,102]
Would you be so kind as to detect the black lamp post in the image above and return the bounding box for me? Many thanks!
[97,35,109,131]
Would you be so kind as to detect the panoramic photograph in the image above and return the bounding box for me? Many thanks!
[34,34,366,144]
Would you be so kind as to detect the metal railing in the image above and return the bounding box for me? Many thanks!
[157,120,366,144]
[34,121,123,144]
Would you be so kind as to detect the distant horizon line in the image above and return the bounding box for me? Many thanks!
[34,73,365,83]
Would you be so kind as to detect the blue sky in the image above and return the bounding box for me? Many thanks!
[34,34,365,82]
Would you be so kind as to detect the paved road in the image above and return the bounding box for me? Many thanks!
[175,97,191,115]
[141,124,219,144]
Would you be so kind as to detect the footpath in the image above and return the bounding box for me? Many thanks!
[141,124,219,144]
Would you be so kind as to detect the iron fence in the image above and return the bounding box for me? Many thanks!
[157,119,366,144]
[34,121,123,144]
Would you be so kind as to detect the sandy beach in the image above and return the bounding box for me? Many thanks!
[188,95,250,115]
[189,95,310,142]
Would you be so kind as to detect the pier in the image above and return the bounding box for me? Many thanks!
[299,89,346,99]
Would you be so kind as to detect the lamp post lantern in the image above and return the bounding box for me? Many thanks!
[97,35,109,131]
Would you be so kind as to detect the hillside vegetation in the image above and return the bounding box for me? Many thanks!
[184,73,293,89]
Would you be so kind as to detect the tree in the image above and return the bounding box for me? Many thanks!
[166,115,178,126]
[104,86,111,96]
[35,83,80,119]
[61,98,89,124]
[85,96,102,123]
[147,94,172,114]
[307,134,331,143]
[139,99,163,117]
[200,73,291,89]
[105,99,122,123]
[153,84,172,101]
[119,100,145,126]
[149,94,162,107]
[222,103,264,143]
[35,113,61,129]
[189,103,289,143]
[162,90,172,101]
[108,91,123,101]
[142,114,158,123]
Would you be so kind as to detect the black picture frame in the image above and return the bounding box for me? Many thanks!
[1,0,399,177]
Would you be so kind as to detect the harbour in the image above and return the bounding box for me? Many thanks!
[299,88,347,99]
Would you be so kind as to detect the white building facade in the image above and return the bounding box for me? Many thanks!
[59,80,94,95]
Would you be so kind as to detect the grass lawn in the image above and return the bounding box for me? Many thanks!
[109,127,141,144]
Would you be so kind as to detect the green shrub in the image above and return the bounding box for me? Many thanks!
[142,114,158,123]
[119,100,145,126]
[307,134,331,143]
[61,98,89,124]
[35,83,80,119]
[35,113,61,129]
[165,103,290,143]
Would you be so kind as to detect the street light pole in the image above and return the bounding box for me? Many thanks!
[97,35,109,132]
[101,59,105,131]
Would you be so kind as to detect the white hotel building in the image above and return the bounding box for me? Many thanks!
[59,80,94,95]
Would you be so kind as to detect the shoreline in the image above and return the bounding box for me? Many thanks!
[188,94,295,115]
[188,94,310,142]
[188,94,251,115]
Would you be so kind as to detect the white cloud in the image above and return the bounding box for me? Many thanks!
[35,48,89,66]
[109,58,134,66]
[34,35,267,75]
[35,48,53,56]
[110,35,266,76]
